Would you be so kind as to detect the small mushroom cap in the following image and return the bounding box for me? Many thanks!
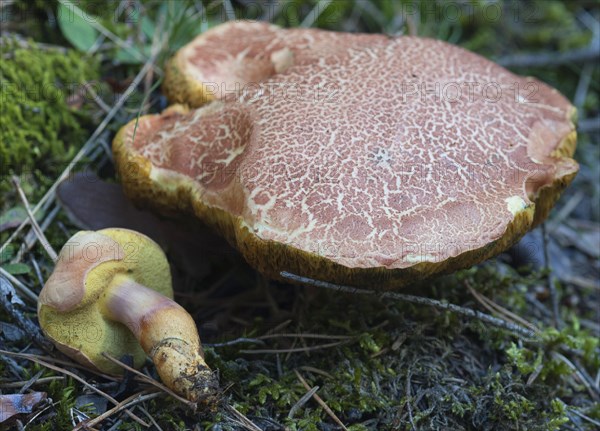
[38,228,172,374]
[115,22,578,289]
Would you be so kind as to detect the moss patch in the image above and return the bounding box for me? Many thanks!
[0,38,99,207]
[184,264,598,430]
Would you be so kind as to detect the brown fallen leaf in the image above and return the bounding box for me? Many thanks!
[56,172,237,280]
[0,392,47,424]
[104,76,134,93]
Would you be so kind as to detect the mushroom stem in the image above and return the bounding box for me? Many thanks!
[102,274,219,405]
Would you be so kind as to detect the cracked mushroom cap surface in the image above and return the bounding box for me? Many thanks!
[38,228,173,374]
[114,21,578,289]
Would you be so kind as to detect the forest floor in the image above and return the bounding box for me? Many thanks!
[1,1,599,430]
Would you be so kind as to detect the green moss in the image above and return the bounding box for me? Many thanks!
[0,38,98,208]
[192,265,597,430]
[31,377,79,431]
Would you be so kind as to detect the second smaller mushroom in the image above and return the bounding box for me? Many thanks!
[37,228,218,406]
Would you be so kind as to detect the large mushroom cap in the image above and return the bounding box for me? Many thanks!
[38,228,173,374]
[114,22,578,289]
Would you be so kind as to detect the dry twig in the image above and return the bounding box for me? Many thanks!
[288,385,319,418]
[223,404,263,431]
[0,349,148,426]
[0,269,37,303]
[0,376,64,389]
[281,271,537,339]
[101,353,197,409]
[542,223,563,328]
[0,277,52,350]
[465,281,539,333]
[240,339,354,355]
[294,369,348,431]
[11,176,57,262]
[74,390,161,430]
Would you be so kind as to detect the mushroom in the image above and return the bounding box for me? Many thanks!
[114,22,578,289]
[37,228,218,405]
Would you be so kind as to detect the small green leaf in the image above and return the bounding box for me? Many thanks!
[258,387,268,405]
[57,2,99,52]
[1,244,17,263]
[0,206,27,231]
[3,263,31,275]
[141,17,155,40]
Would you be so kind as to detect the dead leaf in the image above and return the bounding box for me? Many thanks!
[57,172,237,281]
[0,392,47,423]
[0,321,26,342]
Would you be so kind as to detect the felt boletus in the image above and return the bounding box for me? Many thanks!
[37,228,218,405]
[114,22,578,289]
